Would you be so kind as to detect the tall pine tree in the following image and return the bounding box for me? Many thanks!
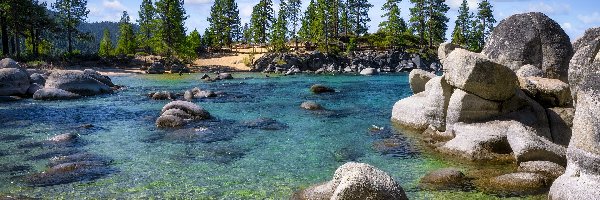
[426,0,450,48]
[347,0,372,36]
[271,2,288,52]
[137,0,155,53]
[52,0,89,54]
[98,28,113,57]
[299,0,317,44]
[476,0,495,46]
[380,0,407,48]
[285,0,302,50]
[115,11,136,55]
[409,0,426,48]
[451,0,470,47]
[207,0,241,48]
[250,0,274,44]
[155,0,187,55]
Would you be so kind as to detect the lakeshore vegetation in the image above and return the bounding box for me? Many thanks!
[0,0,494,62]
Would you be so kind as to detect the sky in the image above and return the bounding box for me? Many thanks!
[42,0,600,41]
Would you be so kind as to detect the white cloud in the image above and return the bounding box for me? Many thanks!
[578,12,600,24]
[562,22,572,30]
[103,0,126,11]
[527,2,570,15]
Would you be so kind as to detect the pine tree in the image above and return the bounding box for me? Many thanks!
[187,29,202,56]
[24,0,55,57]
[299,0,317,42]
[451,0,471,47]
[347,0,372,36]
[115,11,136,55]
[207,0,241,48]
[250,0,274,45]
[476,0,495,44]
[284,0,302,50]
[137,0,155,53]
[52,0,90,54]
[98,28,114,57]
[242,23,252,44]
[155,0,188,56]
[409,0,426,47]
[271,2,288,52]
[380,0,407,48]
[425,0,450,48]
[339,1,350,36]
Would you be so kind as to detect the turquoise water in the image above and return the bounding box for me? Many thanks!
[0,73,517,199]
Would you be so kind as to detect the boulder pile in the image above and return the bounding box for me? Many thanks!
[156,100,212,128]
[392,12,583,195]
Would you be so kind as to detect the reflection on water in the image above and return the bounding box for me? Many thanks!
[0,73,520,199]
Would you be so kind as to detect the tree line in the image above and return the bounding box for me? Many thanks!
[0,0,495,61]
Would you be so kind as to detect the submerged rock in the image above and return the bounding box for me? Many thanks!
[155,115,185,128]
[23,161,115,187]
[293,162,408,200]
[161,101,211,120]
[310,84,335,94]
[33,88,81,100]
[45,70,113,96]
[419,168,471,191]
[48,133,78,143]
[300,101,324,110]
[242,117,288,130]
[151,91,174,100]
[518,161,565,180]
[482,12,573,82]
[486,172,550,196]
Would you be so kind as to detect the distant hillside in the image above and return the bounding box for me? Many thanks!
[75,21,140,54]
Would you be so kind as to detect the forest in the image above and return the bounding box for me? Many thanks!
[0,0,495,62]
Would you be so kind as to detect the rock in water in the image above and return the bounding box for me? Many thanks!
[444,49,518,101]
[155,115,185,128]
[487,172,550,196]
[0,58,30,96]
[391,92,429,130]
[359,68,378,75]
[161,101,211,120]
[293,162,408,200]
[423,76,453,131]
[310,84,335,94]
[217,73,233,80]
[482,12,573,82]
[419,168,470,191]
[300,101,324,110]
[33,88,81,100]
[45,70,112,96]
[409,69,436,94]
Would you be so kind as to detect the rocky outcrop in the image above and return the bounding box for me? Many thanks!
[482,12,573,82]
[45,70,112,96]
[444,48,518,101]
[445,89,502,131]
[146,62,165,74]
[33,88,81,100]
[439,121,512,161]
[293,162,408,200]
[423,76,453,131]
[519,76,572,107]
[161,100,211,120]
[391,92,429,130]
[0,58,30,96]
[568,27,600,106]
[418,168,469,190]
[409,69,436,94]
[156,101,212,128]
[438,42,461,63]
[546,107,574,146]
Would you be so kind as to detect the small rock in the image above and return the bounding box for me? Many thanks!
[300,101,323,110]
[48,133,78,143]
[419,168,470,191]
[156,115,185,128]
[518,161,565,179]
[310,84,335,94]
[487,172,550,195]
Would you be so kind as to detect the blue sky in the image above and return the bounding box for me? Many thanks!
[43,0,600,41]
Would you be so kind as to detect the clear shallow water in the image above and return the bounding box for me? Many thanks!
[0,73,532,199]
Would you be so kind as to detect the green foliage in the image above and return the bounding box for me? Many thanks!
[242,23,252,44]
[98,28,114,57]
[137,0,156,53]
[242,53,255,67]
[250,0,274,44]
[346,37,357,53]
[207,0,242,48]
[284,0,302,47]
[347,0,373,36]
[52,0,90,54]
[379,0,407,48]
[155,0,188,56]
[115,11,136,56]
[451,0,471,47]
[409,0,449,49]
[270,2,289,52]
[450,0,495,52]
[186,29,202,57]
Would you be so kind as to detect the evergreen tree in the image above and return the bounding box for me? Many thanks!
[98,28,114,57]
[347,0,372,36]
[271,2,288,52]
[284,0,302,50]
[451,0,470,47]
[207,0,241,48]
[137,0,155,53]
[476,0,495,44]
[409,0,426,48]
[299,0,317,42]
[52,0,90,54]
[202,28,214,50]
[187,29,202,56]
[250,0,274,44]
[425,0,450,48]
[380,0,407,48]
[339,0,350,36]
[24,0,55,57]
[115,11,136,55]
[155,0,188,55]
[242,23,252,44]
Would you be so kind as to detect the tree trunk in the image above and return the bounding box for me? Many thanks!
[14,27,20,57]
[0,14,8,56]
[9,35,15,56]
[68,29,73,54]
